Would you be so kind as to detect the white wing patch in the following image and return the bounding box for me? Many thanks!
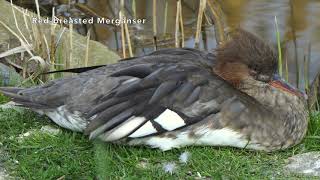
[128,109,185,138]
[101,116,146,141]
[129,121,157,138]
[154,109,185,131]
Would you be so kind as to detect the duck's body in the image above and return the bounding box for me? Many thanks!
[0,30,308,151]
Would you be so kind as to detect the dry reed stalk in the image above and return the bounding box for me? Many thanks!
[0,21,34,57]
[0,46,31,58]
[30,19,40,51]
[42,34,50,62]
[163,0,168,33]
[195,0,206,48]
[22,9,34,43]
[67,23,73,69]
[35,0,45,54]
[10,0,31,47]
[179,0,184,47]
[50,7,57,65]
[119,0,133,57]
[132,0,136,19]
[304,43,311,91]
[204,12,212,25]
[207,0,225,46]
[304,55,308,91]
[85,31,91,67]
[289,0,299,88]
[120,0,126,58]
[274,16,283,77]
[175,0,181,48]
[55,27,67,50]
[285,53,289,82]
[153,0,157,50]
[34,0,41,20]
[124,21,133,57]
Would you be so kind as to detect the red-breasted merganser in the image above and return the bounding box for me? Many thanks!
[0,30,308,151]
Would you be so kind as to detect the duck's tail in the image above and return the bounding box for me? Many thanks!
[0,87,47,109]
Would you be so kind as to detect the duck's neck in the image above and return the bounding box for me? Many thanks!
[239,80,308,146]
[239,78,305,112]
[238,78,308,147]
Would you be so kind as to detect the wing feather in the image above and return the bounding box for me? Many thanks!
[84,62,217,140]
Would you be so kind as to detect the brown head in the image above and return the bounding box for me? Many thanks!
[213,29,305,98]
[213,29,277,86]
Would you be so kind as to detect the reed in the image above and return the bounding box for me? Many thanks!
[50,7,57,66]
[152,0,157,50]
[163,0,168,34]
[304,43,311,91]
[195,0,206,48]
[289,0,300,88]
[68,23,73,69]
[120,0,126,58]
[132,0,136,19]
[84,31,91,67]
[274,16,283,77]
[10,0,30,47]
[179,0,185,47]
[285,52,289,82]
[207,0,225,46]
[175,0,181,48]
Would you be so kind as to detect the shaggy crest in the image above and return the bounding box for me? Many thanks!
[214,29,277,86]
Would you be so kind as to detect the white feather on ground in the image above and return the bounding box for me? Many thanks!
[179,151,190,164]
[163,162,177,175]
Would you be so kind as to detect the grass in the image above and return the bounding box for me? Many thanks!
[0,93,320,179]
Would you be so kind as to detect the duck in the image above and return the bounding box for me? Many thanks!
[0,29,308,152]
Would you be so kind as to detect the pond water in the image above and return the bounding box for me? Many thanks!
[16,0,320,89]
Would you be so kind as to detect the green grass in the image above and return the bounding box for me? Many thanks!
[0,93,320,179]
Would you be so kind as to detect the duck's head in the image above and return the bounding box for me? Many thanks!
[213,29,305,99]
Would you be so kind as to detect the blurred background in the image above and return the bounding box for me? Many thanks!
[4,0,320,90]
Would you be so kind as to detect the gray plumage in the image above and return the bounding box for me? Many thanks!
[0,30,308,151]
